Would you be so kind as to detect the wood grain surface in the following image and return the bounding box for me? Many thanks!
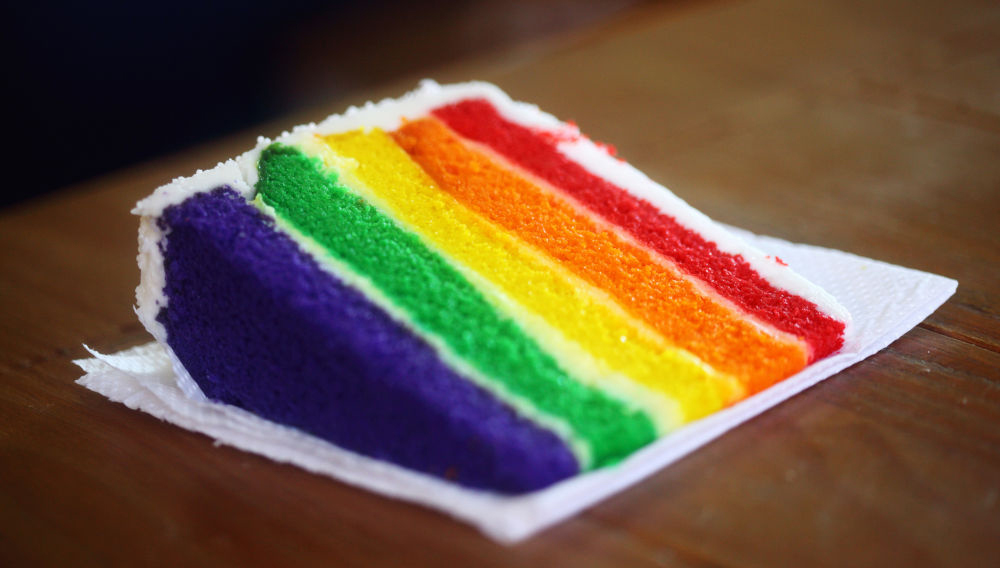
[2,0,998,566]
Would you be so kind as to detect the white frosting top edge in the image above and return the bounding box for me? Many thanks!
[133,158,254,217]
[134,78,849,336]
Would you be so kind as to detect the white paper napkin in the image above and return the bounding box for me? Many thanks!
[75,229,956,543]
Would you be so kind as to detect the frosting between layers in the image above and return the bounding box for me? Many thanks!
[254,143,657,468]
[251,196,601,465]
[432,99,847,360]
[392,118,810,394]
[315,130,739,425]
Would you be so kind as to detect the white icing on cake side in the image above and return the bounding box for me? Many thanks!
[134,160,254,356]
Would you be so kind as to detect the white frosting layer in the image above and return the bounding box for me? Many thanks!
[134,79,849,356]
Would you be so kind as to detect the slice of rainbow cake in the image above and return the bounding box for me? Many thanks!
[134,81,851,494]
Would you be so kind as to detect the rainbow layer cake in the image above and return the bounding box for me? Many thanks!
[134,80,851,494]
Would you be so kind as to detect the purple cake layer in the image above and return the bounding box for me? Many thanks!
[156,188,580,492]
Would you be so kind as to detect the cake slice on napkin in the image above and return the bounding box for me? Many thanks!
[132,80,851,494]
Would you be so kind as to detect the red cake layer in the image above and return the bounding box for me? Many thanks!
[432,99,845,361]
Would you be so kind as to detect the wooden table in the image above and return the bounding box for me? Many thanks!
[3,0,998,565]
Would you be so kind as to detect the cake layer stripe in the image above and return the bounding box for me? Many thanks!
[255,143,657,467]
[392,118,808,393]
[158,188,581,492]
[432,99,846,360]
[318,129,743,424]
